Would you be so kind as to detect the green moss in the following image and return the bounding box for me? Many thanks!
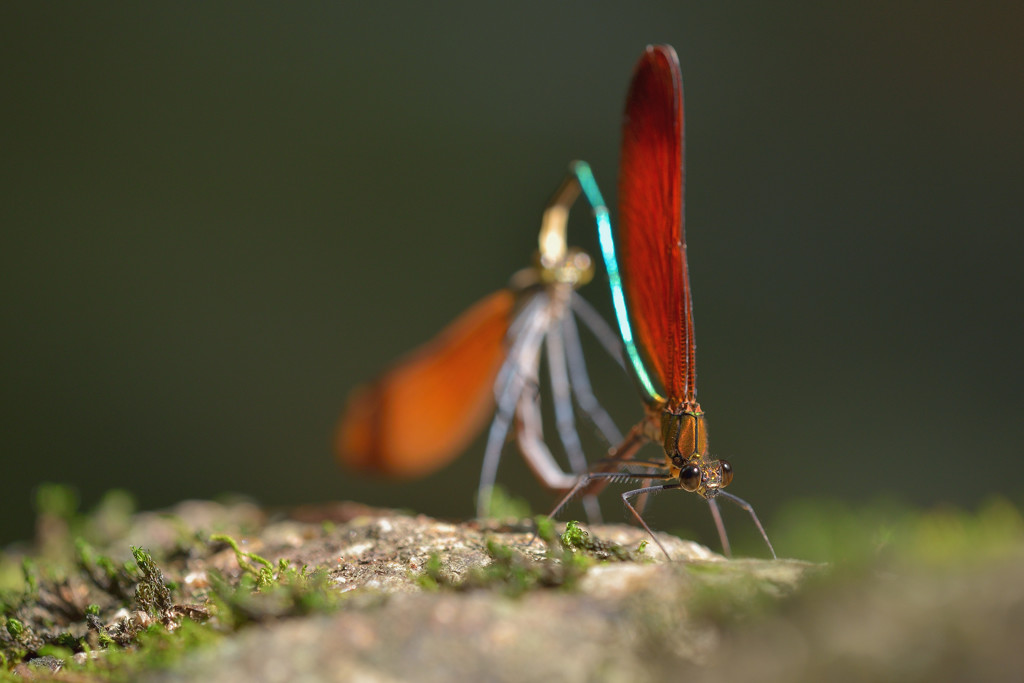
[903,497,1024,566]
[4,618,23,639]
[201,535,345,619]
[209,534,274,583]
[35,483,79,522]
[533,515,556,544]
[286,567,343,615]
[468,540,553,596]
[0,557,23,597]
[0,487,251,676]
[1,538,338,676]
[415,554,444,592]
[559,521,638,562]
[481,485,532,519]
[772,496,1024,570]
[204,556,344,628]
[683,564,788,625]
[52,632,80,651]
[559,521,588,549]
[84,490,136,545]
[95,618,222,681]
[20,559,38,596]
[130,547,173,618]
[36,643,73,661]
[417,525,609,596]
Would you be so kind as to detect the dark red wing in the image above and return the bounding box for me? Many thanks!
[618,44,696,405]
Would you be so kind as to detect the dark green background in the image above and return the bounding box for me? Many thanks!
[3,4,1022,548]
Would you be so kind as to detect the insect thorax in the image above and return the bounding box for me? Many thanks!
[660,404,708,467]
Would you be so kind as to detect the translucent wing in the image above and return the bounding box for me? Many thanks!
[336,290,514,478]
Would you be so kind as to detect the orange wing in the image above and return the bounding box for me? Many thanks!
[618,44,696,405]
[336,290,514,478]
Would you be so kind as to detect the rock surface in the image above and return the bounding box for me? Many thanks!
[5,497,1024,682]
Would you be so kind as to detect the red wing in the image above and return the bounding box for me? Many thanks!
[618,44,696,405]
[336,290,514,478]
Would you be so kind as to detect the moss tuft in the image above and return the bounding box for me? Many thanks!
[130,546,174,620]
[4,618,23,640]
[481,485,533,519]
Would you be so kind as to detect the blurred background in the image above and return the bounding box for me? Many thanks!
[2,3,1022,551]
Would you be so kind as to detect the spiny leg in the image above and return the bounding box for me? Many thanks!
[545,422,651,520]
[546,469,671,520]
[592,457,666,469]
[533,469,674,549]
[528,420,652,549]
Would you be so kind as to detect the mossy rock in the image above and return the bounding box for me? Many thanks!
[2,489,1023,682]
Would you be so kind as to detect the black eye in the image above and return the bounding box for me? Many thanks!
[679,464,701,492]
[720,460,734,487]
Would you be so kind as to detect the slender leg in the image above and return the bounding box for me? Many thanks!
[477,371,528,518]
[477,298,548,517]
[545,437,666,521]
[494,295,547,397]
[514,384,578,492]
[622,483,682,560]
[544,325,588,477]
[592,457,666,468]
[545,325,603,523]
[561,308,623,445]
[716,491,776,559]
[572,421,651,502]
[570,294,625,370]
[631,486,652,517]
[707,498,731,558]
[533,469,674,551]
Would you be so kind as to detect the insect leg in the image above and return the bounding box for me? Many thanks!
[622,483,682,561]
[569,293,626,371]
[477,297,548,518]
[562,305,623,446]
[544,323,587,477]
[707,497,731,558]
[716,490,776,559]
[513,380,578,492]
[543,322,603,523]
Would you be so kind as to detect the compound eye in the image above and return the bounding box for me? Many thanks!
[720,460,734,487]
[679,464,702,492]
